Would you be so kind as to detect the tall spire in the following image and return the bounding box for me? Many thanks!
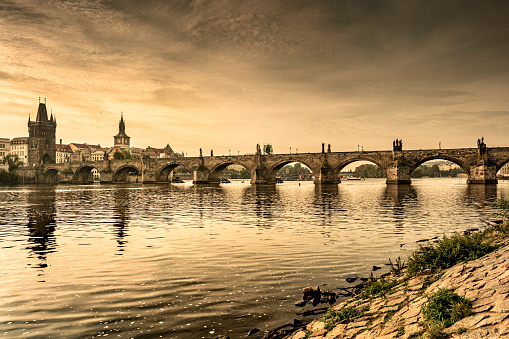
[118,112,126,135]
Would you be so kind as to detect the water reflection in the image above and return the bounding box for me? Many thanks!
[383,185,418,230]
[466,184,498,206]
[26,187,57,270]
[2,180,509,339]
[253,185,279,224]
[113,188,130,253]
[313,185,339,228]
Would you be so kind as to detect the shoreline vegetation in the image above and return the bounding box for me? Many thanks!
[234,199,509,339]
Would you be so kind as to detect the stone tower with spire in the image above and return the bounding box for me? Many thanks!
[114,113,130,149]
[28,99,57,166]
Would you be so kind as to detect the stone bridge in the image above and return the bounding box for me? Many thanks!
[28,140,509,185]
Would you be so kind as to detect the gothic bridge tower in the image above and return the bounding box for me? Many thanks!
[28,99,57,166]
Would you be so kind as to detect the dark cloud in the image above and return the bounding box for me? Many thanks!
[1,0,509,151]
[0,0,50,23]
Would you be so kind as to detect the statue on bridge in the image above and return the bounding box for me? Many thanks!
[477,137,487,157]
[393,139,403,151]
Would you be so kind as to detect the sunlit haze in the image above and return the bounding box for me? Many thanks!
[1,0,508,156]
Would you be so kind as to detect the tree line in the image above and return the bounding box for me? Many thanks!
[350,163,466,178]
[0,154,23,184]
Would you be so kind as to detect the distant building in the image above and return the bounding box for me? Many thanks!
[10,137,29,164]
[143,144,181,159]
[91,149,107,162]
[0,137,11,162]
[28,101,56,166]
[500,163,509,177]
[69,143,103,162]
[438,161,460,171]
[55,140,72,163]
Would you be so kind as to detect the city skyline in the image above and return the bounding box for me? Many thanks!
[1,0,509,156]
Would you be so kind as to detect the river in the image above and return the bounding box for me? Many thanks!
[1,178,508,338]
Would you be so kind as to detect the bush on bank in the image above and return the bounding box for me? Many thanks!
[421,288,472,338]
[406,232,499,277]
[0,169,20,184]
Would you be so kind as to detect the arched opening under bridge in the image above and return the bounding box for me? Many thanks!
[43,169,59,184]
[172,165,193,182]
[156,164,190,183]
[497,159,509,180]
[113,165,141,183]
[273,162,314,182]
[73,165,101,184]
[411,159,467,179]
[336,160,385,181]
[210,163,251,184]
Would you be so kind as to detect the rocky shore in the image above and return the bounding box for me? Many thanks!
[286,240,509,339]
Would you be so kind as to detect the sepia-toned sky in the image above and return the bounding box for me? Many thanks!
[1,0,508,156]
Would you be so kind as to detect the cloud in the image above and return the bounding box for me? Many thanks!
[1,0,509,153]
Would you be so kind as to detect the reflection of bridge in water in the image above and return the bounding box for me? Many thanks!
[29,141,509,185]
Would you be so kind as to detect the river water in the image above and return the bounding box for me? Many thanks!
[1,178,509,338]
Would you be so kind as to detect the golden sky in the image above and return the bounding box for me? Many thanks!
[1,0,508,156]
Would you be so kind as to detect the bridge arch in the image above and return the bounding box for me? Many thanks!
[267,160,317,182]
[209,162,253,183]
[43,168,59,184]
[496,157,509,173]
[73,165,101,184]
[335,156,387,178]
[409,156,469,175]
[112,165,141,183]
[156,163,181,182]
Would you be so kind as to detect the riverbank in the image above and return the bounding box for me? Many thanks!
[285,221,509,339]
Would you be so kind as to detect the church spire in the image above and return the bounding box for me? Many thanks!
[118,112,126,135]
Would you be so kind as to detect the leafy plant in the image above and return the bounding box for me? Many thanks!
[359,277,399,299]
[2,154,23,172]
[421,288,471,334]
[388,257,406,276]
[0,169,20,184]
[394,325,405,337]
[406,233,498,277]
[321,306,361,330]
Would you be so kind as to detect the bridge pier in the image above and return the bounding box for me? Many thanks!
[467,163,498,184]
[251,166,274,185]
[314,164,339,185]
[193,165,212,185]
[385,161,412,185]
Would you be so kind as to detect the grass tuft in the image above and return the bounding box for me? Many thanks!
[421,288,471,336]
[321,306,361,330]
[359,276,399,299]
[406,232,498,277]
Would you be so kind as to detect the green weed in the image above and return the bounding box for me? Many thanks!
[321,306,361,330]
[359,276,399,299]
[406,233,498,277]
[421,288,471,335]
